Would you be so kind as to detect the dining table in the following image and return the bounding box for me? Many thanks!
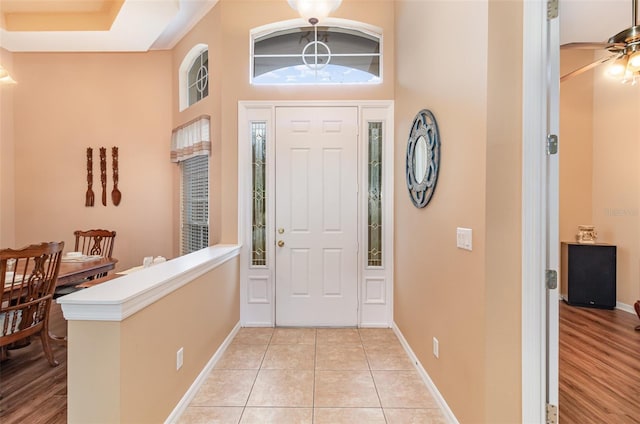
[1,255,117,350]
[57,256,118,287]
[2,257,117,293]
[48,255,117,343]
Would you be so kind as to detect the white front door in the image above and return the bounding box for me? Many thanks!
[274,107,358,326]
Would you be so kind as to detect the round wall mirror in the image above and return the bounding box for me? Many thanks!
[413,135,428,184]
[406,109,440,208]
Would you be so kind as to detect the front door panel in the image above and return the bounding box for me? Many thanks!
[275,107,358,326]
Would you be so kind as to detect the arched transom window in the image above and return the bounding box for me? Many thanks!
[188,50,208,105]
[179,44,209,111]
[251,20,381,85]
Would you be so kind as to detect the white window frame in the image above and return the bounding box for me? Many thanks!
[249,18,383,86]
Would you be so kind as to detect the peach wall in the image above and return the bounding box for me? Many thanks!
[67,255,240,423]
[484,1,523,421]
[67,320,121,423]
[559,50,594,249]
[592,71,640,306]
[395,1,487,422]
[172,0,395,245]
[0,48,16,248]
[395,1,522,422]
[9,52,174,271]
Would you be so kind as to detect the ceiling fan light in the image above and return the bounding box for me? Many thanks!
[621,69,635,84]
[607,55,628,77]
[287,0,342,23]
[628,51,640,70]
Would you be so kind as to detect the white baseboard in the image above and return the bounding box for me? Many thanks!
[616,301,635,315]
[164,322,241,424]
[241,321,275,327]
[392,323,459,424]
[359,323,392,328]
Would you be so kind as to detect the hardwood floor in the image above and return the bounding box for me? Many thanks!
[0,302,67,424]
[559,301,640,424]
[2,300,638,423]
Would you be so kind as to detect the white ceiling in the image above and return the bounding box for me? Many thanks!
[560,0,634,45]
[0,0,635,52]
[0,0,218,52]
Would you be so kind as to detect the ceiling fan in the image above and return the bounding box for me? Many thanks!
[561,0,640,84]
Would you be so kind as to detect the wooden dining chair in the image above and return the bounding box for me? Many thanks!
[52,229,116,298]
[1,241,65,367]
[74,229,116,259]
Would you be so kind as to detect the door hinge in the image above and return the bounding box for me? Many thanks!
[545,269,558,290]
[547,0,558,19]
[546,403,558,424]
[546,134,558,155]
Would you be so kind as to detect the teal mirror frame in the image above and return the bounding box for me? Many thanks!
[406,109,440,208]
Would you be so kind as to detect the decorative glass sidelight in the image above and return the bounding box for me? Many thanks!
[368,122,383,267]
[251,122,267,266]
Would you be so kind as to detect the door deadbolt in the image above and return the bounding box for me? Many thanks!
[277,240,285,247]
[278,228,285,234]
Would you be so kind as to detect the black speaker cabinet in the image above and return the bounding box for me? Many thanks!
[561,242,616,309]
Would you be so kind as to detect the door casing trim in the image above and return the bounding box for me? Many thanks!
[238,100,394,327]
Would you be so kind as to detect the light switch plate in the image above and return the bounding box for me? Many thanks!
[456,227,473,251]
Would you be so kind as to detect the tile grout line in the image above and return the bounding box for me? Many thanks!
[359,328,390,424]
[236,328,274,424]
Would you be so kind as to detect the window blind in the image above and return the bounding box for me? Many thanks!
[181,155,209,254]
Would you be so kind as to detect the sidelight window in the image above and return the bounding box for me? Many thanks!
[251,122,267,266]
[368,122,383,267]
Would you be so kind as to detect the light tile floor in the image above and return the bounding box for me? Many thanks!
[179,328,448,424]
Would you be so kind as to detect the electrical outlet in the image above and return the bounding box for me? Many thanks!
[433,337,439,359]
[176,347,184,370]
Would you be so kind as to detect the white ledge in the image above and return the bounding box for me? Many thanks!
[58,245,241,322]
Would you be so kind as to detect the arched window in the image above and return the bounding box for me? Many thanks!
[251,19,382,85]
[179,44,208,111]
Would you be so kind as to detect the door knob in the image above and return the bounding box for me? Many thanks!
[277,240,285,247]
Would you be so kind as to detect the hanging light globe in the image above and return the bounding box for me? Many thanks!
[287,0,343,24]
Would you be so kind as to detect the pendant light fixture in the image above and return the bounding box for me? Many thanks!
[287,0,342,25]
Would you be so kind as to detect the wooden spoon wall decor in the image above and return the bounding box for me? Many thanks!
[100,147,107,206]
[111,146,121,206]
[85,148,94,207]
